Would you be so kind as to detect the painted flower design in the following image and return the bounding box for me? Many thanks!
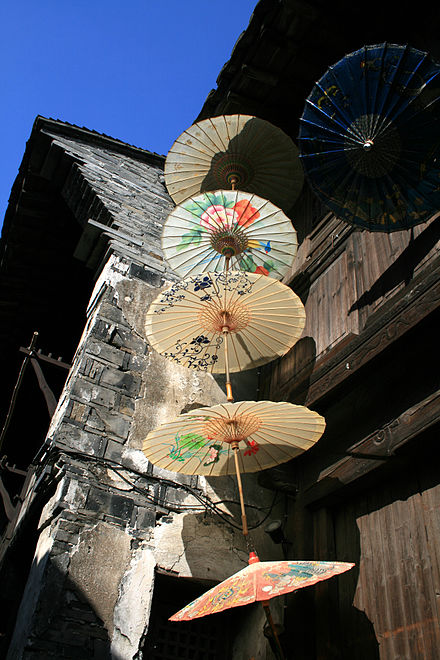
[190,335,210,345]
[204,443,222,466]
[244,439,260,456]
[200,205,238,231]
[233,200,260,228]
[194,276,213,291]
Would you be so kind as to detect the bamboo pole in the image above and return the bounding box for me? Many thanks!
[262,601,286,660]
[231,441,248,536]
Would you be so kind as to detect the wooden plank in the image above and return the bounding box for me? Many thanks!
[303,390,440,505]
[278,253,440,406]
[417,476,440,653]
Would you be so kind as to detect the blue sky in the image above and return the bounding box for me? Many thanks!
[0,0,257,231]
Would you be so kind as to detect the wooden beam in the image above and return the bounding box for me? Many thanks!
[282,254,440,407]
[303,389,440,505]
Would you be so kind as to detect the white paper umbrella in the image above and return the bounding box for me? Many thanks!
[164,114,304,211]
[143,400,325,477]
[161,189,298,280]
[144,270,306,374]
[143,400,325,539]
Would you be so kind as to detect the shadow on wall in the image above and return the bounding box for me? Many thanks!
[259,335,317,405]
[6,558,114,660]
[281,479,380,660]
[349,214,440,313]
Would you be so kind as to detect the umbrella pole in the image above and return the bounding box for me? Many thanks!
[222,309,234,402]
[262,601,286,660]
[231,441,248,536]
[223,331,234,403]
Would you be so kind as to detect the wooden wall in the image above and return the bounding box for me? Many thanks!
[287,210,440,365]
[260,199,440,658]
[310,439,440,660]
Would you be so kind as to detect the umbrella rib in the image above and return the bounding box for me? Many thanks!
[180,125,225,156]
[166,245,220,271]
[242,322,301,345]
[253,427,317,446]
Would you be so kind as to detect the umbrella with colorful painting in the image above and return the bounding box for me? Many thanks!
[161,189,298,280]
[169,550,354,660]
[164,114,304,213]
[143,399,325,536]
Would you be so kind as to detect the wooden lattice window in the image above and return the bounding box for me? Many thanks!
[142,573,233,659]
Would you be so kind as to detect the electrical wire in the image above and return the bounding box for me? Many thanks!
[38,443,279,532]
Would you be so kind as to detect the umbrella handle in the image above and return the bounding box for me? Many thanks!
[222,320,234,403]
[262,601,286,660]
[232,442,248,536]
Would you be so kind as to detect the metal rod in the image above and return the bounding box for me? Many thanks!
[0,332,39,451]
[262,602,286,660]
[232,442,248,536]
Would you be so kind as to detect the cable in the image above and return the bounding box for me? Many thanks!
[38,443,279,532]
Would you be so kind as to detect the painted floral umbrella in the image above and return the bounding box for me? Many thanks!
[145,270,306,395]
[299,42,440,231]
[164,114,304,212]
[170,550,354,659]
[143,400,325,535]
[161,189,298,280]
[170,551,354,620]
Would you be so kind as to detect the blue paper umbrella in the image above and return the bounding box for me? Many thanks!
[299,43,440,231]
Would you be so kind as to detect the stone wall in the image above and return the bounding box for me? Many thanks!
[5,127,282,659]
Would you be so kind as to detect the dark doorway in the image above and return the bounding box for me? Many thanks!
[142,572,234,660]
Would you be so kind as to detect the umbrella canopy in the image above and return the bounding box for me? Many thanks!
[144,270,305,373]
[170,551,354,621]
[299,42,440,231]
[164,114,304,212]
[161,189,298,280]
[142,400,325,476]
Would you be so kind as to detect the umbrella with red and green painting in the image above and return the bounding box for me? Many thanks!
[161,189,298,280]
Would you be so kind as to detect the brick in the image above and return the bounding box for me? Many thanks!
[71,380,116,408]
[129,262,162,286]
[126,352,147,371]
[58,520,81,534]
[97,301,127,325]
[104,439,127,462]
[108,326,147,354]
[54,529,79,545]
[81,358,105,380]
[85,408,106,431]
[86,407,131,440]
[118,394,135,416]
[69,401,88,423]
[56,424,107,457]
[86,340,125,367]
[85,489,134,522]
[135,506,156,530]
[100,366,141,394]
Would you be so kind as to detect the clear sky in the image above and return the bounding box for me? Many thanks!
[0,0,257,231]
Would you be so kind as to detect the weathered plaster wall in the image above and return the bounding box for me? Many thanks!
[6,132,281,660]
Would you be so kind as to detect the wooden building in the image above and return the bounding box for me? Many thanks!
[1,1,440,658]
[197,0,440,657]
